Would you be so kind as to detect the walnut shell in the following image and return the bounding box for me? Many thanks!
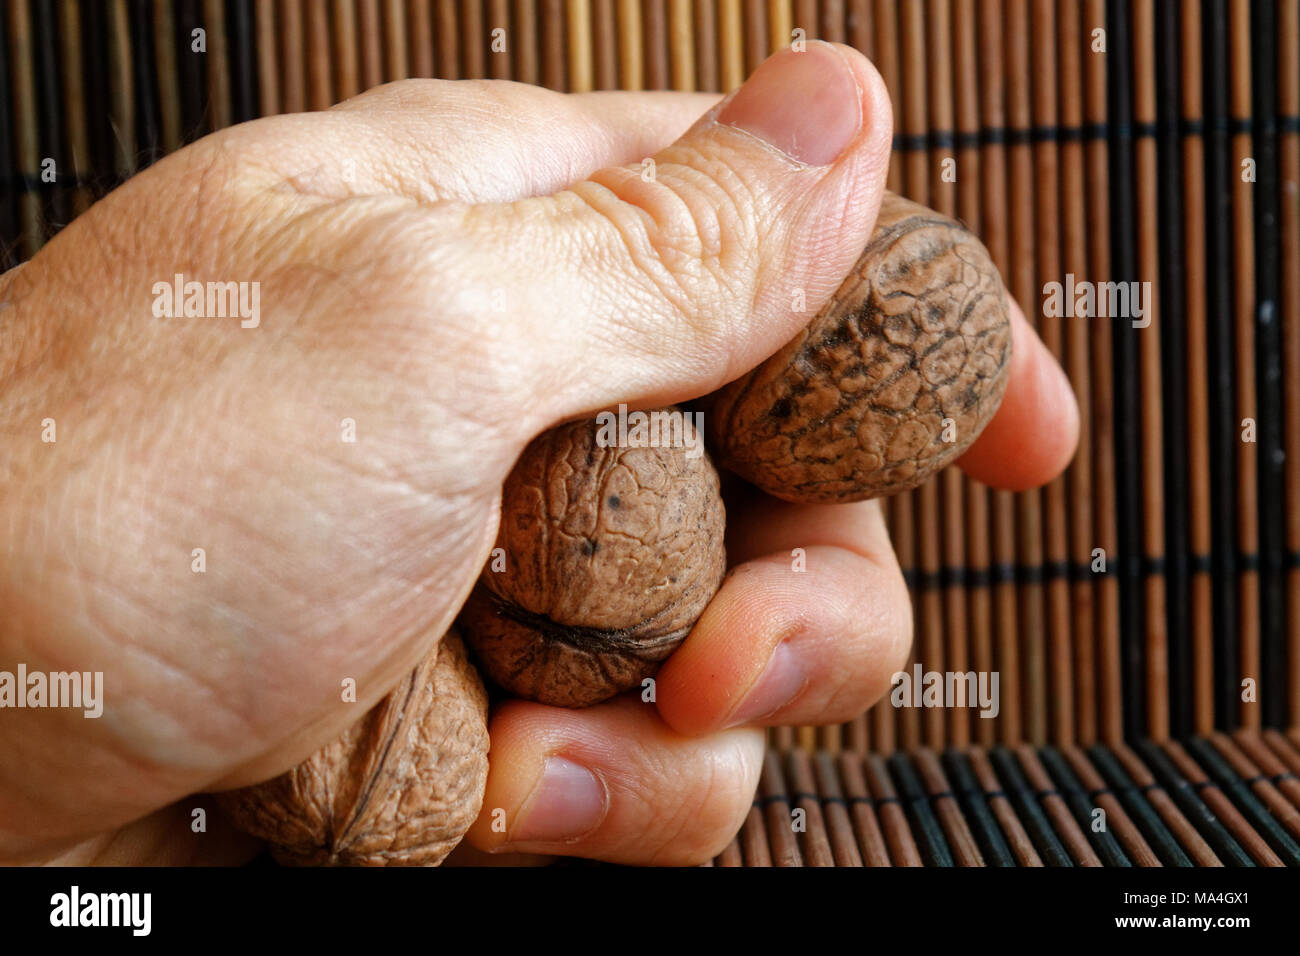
[459,410,727,707]
[704,191,1012,503]
[214,630,488,866]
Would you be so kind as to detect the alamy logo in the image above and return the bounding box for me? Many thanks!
[594,404,706,460]
[1042,273,1151,328]
[890,665,1000,719]
[0,664,103,718]
[50,886,151,936]
[152,273,261,328]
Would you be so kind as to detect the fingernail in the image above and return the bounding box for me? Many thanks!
[507,757,607,845]
[718,42,862,166]
[727,642,808,727]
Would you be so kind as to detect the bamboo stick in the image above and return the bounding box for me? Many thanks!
[617,0,643,89]
[693,0,719,91]
[567,0,594,90]
[61,1,94,214]
[1132,0,1169,741]
[645,0,668,87]
[332,0,361,100]
[511,0,535,83]
[1031,0,1074,747]
[978,0,1023,748]
[592,0,618,89]
[276,0,306,111]
[461,0,486,78]
[1058,0,1094,746]
[399,0,425,79]
[1083,0,1122,746]
[1281,0,1300,731]
[357,0,384,89]
[1229,0,1259,732]
[954,0,994,750]
[667,0,694,90]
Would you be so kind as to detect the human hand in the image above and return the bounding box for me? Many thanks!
[0,41,1077,865]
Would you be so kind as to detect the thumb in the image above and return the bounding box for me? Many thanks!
[453,41,893,429]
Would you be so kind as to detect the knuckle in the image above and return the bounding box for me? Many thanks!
[571,154,761,350]
[173,120,322,254]
[328,76,438,108]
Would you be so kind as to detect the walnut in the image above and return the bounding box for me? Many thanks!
[458,410,727,707]
[704,191,1012,503]
[213,630,488,866]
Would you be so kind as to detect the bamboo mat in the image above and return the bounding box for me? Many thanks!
[722,731,1300,866]
[3,1,1299,865]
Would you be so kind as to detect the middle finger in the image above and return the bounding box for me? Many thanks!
[654,486,914,736]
